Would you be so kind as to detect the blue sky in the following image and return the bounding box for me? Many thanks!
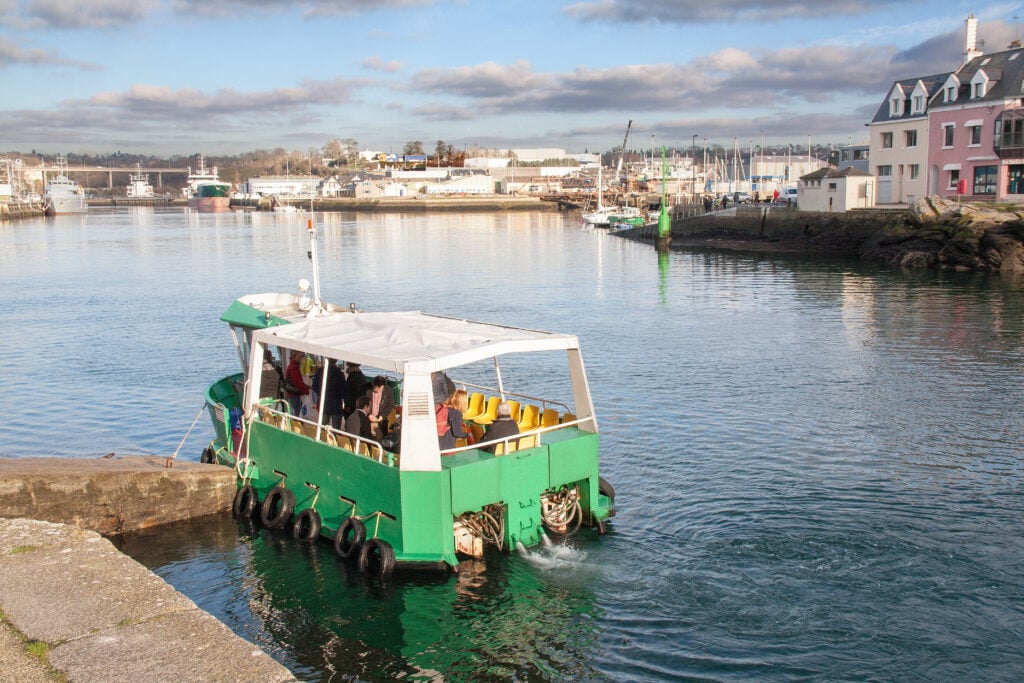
[2,0,1022,156]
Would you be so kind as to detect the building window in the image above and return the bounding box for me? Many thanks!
[1009,166,1024,194]
[827,182,837,190]
[909,164,920,180]
[945,86,956,102]
[890,97,902,116]
[913,95,923,112]
[877,165,892,177]
[973,165,998,194]
[854,149,868,160]
[882,132,893,149]
[969,125,982,146]
[905,130,917,147]
[949,169,959,189]
[943,124,955,147]
[973,82,984,98]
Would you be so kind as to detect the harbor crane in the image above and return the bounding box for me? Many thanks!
[616,119,632,186]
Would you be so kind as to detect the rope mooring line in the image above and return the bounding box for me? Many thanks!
[165,403,209,468]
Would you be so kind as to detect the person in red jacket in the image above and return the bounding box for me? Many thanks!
[284,351,310,417]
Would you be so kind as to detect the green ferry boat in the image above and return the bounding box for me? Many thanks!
[203,221,615,578]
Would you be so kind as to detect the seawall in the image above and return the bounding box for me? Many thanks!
[626,206,907,257]
[0,455,236,535]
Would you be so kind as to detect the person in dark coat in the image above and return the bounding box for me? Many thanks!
[479,401,519,454]
[345,396,373,441]
[343,362,367,417]
[312,359,345,428]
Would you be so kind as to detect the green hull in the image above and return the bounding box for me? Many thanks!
[206,376,613,570]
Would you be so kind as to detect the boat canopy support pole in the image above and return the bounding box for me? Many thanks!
[493,357,505,398]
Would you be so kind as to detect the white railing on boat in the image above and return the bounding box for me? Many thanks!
[254,404,396,467]
[455,381,573,415]
[440,416,594,457]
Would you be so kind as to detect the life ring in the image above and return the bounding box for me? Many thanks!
[334,518,365,559]
[292,508,322,542]
[358,538,395,579]
[232,485,258,518]
[259,486,296,529]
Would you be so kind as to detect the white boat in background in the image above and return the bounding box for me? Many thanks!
[126,164,155,198]
[581,166,643,227]
[43,155,88,215]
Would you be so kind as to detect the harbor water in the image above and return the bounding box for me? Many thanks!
[2,207,1023,681]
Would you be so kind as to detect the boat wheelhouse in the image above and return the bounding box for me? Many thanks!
[204,224,614,578]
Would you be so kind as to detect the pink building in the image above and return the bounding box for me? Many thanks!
[928,44,1024,201]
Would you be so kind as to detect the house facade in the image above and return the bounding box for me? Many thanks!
[928,45,1024,201]
[868,73,948,204]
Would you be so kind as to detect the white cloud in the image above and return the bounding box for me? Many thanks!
[562,0,908,23]
[0,36,101,69]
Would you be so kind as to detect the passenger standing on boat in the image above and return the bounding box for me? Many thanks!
[313,359,345,428]
[479,401,519,453]
[284,351,310,417]
[260,350,283,399]
[365,375,395,438]
[345,396,374,441]
[343,362,367,417]
[438,389,470,452]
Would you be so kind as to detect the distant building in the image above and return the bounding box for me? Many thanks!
[748,155,827,192]
[242,176,318,196]
[798,167,876,212]
[838,143,870,173]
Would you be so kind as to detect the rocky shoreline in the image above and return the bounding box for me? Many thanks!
[638,197,1024,274]
[858,196,1024,272]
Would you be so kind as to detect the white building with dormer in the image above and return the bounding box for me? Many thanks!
[868,72,950,204]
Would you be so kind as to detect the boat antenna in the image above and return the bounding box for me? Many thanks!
[305,216,323,316]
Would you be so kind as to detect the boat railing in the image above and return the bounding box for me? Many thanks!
[455,381,573,414]
[254,403,395,466]
[441,416,595,457]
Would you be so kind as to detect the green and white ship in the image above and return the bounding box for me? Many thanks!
[203,219,615,578]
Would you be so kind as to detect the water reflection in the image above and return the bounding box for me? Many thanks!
[118,514,605,681]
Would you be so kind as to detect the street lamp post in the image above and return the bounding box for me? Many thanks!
[691,134,698,203]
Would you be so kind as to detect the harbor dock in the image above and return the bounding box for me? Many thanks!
[0,456,295,681]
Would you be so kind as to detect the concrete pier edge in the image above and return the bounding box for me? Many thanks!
[0,456,297,682]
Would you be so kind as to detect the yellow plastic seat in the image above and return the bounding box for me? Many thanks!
[462,392,485,421]
[507,401,521,422]
[517,434,537,449]
[337,436,353,451]
[517,404,539,432]
[562,413,577,424]
[540,408,559,428]
[472,396,501,425]
[495,439,518,456]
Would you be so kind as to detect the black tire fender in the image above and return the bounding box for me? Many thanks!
[200,447,216,464]
[259,486,296,529]
[598,476,615,502]
[358,538,395,579]
[292,508,322,542]
[232,485,258,518]
[334,518,366,559]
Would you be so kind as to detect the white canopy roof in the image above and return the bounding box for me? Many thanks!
[250,309,580,374]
